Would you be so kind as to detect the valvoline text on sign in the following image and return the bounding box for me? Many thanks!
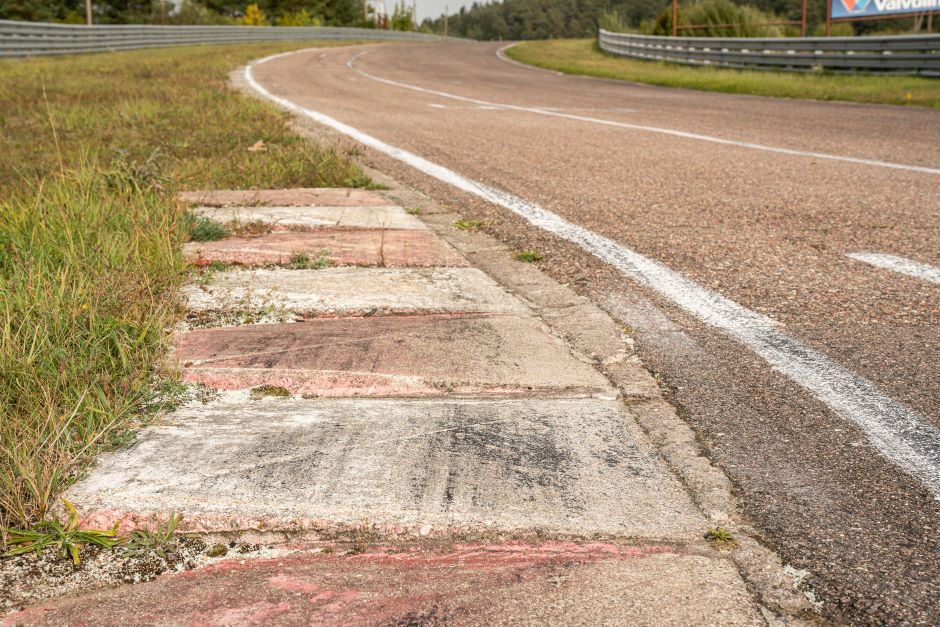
[832,0,938,19]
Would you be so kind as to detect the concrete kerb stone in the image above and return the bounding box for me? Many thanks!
[184,230,467,268]
[7,543,764,626]
[193,205,428,231]
[66,397,707,542]
[342,162,818,621]
[179,188,390,207]
[173,313,612,397]
[183,267,531,318]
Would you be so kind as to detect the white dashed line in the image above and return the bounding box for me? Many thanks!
[848,252,940,286]
[245,51,940,497]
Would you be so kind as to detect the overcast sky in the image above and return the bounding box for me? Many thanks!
[413,0,479,23]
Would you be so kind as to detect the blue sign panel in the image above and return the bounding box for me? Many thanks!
[831,0,939,19]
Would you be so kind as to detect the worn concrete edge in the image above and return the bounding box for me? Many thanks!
[228,63,821,623]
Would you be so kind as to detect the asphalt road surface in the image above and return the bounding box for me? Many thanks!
[249,42,940,625]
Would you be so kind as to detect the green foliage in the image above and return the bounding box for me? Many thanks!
[506,39,940,108]
[186,215,231,242]
[705,526,739,548]
[288,251,332,269]
[0,43,367,531]
[123,512,183,559]
[430,0,923,40]
[678,0,786,37]
[514,249,543,262]
[389,0,413,30]
[453,219,484,230]
[277,8,321,24]
[2,500,121,565]
[0,0,363,26]
[241,2,267,24]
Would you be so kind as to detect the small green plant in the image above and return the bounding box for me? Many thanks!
[453,219,484,231]
[2,500,121,565]
[705,526,738,549]
[514,249,543,262]
[186,214,230,242]
[249,384,291,400]
[288,250,331,269]
[405,207,422,215]
[123,512,183,559]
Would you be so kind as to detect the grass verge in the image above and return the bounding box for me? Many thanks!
[505,39,940,108]
[0,43,369,533]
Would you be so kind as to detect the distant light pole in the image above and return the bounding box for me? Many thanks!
[671,0,677,36]
[86,0,92,24]
[444,4,448,36]
[412,0,416,29]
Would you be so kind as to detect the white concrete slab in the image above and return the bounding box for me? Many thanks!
[67,398,706,541]
[183,267,530,316]
[194,205,427,230]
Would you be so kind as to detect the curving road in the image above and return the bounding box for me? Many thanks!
[249,42,940,624]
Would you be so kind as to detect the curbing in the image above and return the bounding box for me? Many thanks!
[375,167,821,623]
[228,60,819,622]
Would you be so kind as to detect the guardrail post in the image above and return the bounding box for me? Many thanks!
[672,0,678,37]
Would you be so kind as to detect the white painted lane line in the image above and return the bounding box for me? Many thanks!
[848,252,940,286]
[346,52,940,177]
[245,53,940,497]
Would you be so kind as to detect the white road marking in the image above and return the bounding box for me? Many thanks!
[428,103,447,109]
[245,52,940,497]
[495,44,567,76]
[346,52,940,177]
[848,252,940,286]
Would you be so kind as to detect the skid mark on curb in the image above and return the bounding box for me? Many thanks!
[244,52,940,498]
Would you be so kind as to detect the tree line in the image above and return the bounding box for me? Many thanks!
[0,0,399,27]
[423,0,924,39]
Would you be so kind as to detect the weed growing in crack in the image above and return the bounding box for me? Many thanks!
[453,219,484,231]
[249,385,291,400]
[123,513,184,560]
[514,249,543,262]
[2,501,120,565]
[705,526,739,550]
[288,251,331,270]
[184,214,229,242]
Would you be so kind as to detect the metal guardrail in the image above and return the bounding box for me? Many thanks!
[0,20,462,57]
[599,29,940,76]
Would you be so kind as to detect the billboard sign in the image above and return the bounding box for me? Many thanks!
[831,0,939,19]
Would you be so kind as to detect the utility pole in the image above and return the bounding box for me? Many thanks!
[825,0,831,35]
[443,4,448,36]
[801,0,807,36]
[671,0,677,36]
[364,0,368,24]
[86,0,92,25]
[412,0,416,29]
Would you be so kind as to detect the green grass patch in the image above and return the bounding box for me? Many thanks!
[0,43,368,533]
[453,219,484,230]
[505,39,940,108]
[185,214,230,242]
[513,249,544,262]
[287,251,332,269]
